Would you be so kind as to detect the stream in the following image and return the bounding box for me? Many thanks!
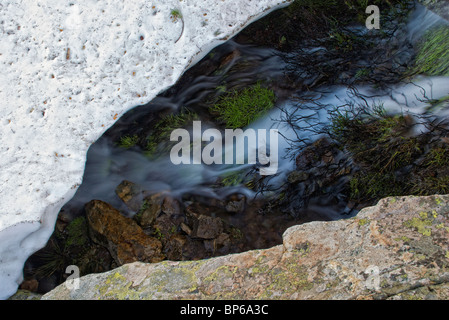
[63,3,449,220]
[23,2,449,293]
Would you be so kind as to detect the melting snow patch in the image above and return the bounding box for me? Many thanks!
[0,0,291,299]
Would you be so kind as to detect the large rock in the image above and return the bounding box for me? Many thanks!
[0,0,292,299]
[85,200,164,265]
[42,195,449,300]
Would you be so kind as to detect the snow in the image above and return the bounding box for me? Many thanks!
[0,0,292,299]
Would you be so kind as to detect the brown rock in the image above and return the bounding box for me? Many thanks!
[180,222,192,236]
[186,210,224,240]
[20,279,39,292]
[85,200,164,265]
[44,195,449,300]
[135,193,163,228]
[225,197,246,213]
[115,180,143,212]
[161,196,181,215]
[164,234,187,260]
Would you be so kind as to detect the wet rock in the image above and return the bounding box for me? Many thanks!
[152,213,179,242]
[225,196,246,213]
[287,170,309,184]
[85,200,164,265]
[115,180,143,212]
[134,193,163,229]
[180,222,192,236]
[19,279,39,292]
[419,0,449,21]
[186,208,224,240]
[163,234,187,261]
[295,145,318,170]
[204,233,232,254]
[218,50,241,70]
[55,210,71,233]
[161,195,181,216]
[283,137,354,218]
[134,193,182,229]
[38,275,58,294]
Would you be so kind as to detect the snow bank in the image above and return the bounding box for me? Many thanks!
[0,0,291,299]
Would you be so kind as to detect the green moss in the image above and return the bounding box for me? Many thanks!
[118,134,139,149]
[65,217,88,247]
[153,227,164,240]
[134,199,151,223]
[424,147,449,167]
[414,176,449,196]
[220,170,246,187]
[355,68,370,79]
[145,109,199,156]
[349,172,403,201]
[170,9,182,21]
[329,103,449,203]
[210,82,276,129]
[413,25,449,76]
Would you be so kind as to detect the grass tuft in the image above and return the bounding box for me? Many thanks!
[210,82,276,129]
[413,25,449,76]
[118,134,139,149]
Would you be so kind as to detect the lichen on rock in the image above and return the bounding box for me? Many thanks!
[42,195,449,300]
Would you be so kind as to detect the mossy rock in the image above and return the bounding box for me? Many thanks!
[65,216,89,248]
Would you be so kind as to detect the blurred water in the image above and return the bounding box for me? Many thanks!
[62,4,449,221]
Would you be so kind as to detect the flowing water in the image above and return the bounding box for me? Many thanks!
[61,4,449,223]
[61,40,290,218]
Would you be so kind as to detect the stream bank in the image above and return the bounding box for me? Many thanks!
[20,0,449,296]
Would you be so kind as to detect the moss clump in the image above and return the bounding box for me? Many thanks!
[219,170,247,187]
[424,147,449,168]
[65,217,88,247]
[413,176,449,196]
[170,9,182,21]
[118,134,139,149]
[413,25,449,76]
[329,104,449,203]
[210,82,276,129]
[145,109,199,156]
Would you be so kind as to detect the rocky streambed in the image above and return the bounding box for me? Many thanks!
[16,0,449,298]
